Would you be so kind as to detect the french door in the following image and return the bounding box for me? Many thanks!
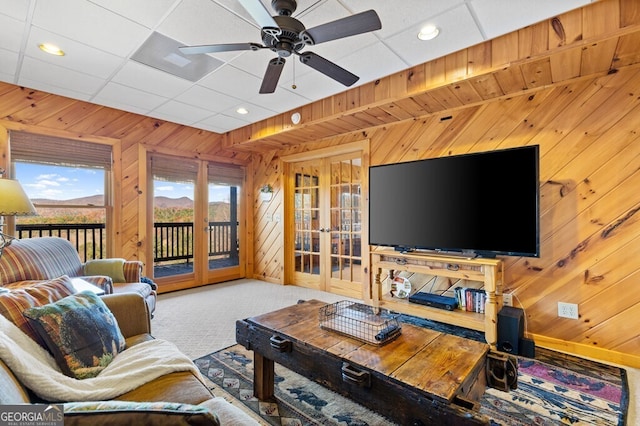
[149,153,245,291]
[288,148,367,299]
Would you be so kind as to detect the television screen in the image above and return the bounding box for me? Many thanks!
[369,145,540,257]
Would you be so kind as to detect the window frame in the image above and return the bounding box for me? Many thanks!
[3,128,121,258]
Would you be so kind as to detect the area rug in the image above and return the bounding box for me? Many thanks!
[194,341,627,426]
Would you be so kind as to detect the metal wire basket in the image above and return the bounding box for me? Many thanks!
[319,301,402,345]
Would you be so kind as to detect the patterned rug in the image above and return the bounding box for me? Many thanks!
[194,322,628,425]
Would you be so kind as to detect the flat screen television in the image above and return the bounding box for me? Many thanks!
[369,145,540,258]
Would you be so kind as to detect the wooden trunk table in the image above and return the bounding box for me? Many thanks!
[236,299,491,425]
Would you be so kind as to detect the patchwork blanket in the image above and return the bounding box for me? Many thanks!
[0,313,201,402]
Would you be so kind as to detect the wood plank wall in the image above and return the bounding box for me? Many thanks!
[252,65,640,366]
[0,0,639,367]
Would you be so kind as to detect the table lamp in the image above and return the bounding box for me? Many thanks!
[0,174,37,257]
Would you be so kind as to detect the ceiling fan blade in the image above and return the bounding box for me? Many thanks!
[301,10,381,45]
[299,52,359,87]
[260,57,286,94]
[179,42,263,55]
[238,0,280,32]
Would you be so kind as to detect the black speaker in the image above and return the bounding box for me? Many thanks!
[519,337,536,358]
[497,306,524,354]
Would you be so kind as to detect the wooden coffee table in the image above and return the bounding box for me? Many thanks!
[236,299,490,425]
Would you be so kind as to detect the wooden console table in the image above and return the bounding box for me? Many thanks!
[371,250,503,349]
[236,299,490,425]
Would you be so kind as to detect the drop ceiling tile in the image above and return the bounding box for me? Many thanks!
[0,1,29,20]
[343,0,464,38]
[32,0,151,57]
[25,27,123,80]
[247,86,311,114]
[198,65,265,99]
[152,99,215,123]
[0,71,14,84]
[88,98,149,116]
[0,49,18,78]
[384,5,484,67]
[89,0,180,29]
[280,70,345,101]
[19,56,106,96]
[0,13,25,52]
[220,100,277,123]
[112,61,193,98]
[471,0,593,40]
[94,81,169,112]
[158,0,257,48]
[303,32,381,65]
[293,0,350,29]
[210,0,260,23]
[338,43,408,87]
[17,77,92,102]
[196,113,251,133]
[175,84,241,113]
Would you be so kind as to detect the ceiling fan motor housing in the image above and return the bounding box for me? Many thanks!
[263,15,307,56]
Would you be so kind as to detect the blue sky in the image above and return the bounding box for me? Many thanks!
[15,163,229,201]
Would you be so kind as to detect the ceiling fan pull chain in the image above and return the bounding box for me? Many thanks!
[292,60,297,89]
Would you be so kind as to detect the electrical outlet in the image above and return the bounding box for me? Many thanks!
[503,293,513,307]
[558,302,579,319]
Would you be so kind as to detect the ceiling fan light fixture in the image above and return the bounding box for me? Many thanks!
[417,25,439,41]
[38,43,65,56]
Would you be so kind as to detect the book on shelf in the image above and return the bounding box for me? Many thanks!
[454,287,486,313]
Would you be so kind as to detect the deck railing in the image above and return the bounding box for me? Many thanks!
[16,223,106,260]
[16,222,238,264]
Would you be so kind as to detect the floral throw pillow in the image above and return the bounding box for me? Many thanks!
[23,291,126,379]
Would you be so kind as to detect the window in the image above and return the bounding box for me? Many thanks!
[10,132,112,261]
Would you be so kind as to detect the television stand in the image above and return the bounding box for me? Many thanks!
[371,249,503,348]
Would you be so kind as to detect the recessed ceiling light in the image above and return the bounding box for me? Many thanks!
[38,43,65,56]
[236,107,249,115]
[417,25,439,41]
[291,112,301,124]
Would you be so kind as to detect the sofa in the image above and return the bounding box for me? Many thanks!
[0,236,157,315]
[0,279,259,425]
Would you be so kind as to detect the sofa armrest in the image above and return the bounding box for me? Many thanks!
[77,276,114,294]
[101,293,151,338]
[123,261,143,283]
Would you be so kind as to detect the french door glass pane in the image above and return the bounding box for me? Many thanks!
[152,155,196,278]
[329,158,361,282]
[293,164,320,275]
[207,162,243,272]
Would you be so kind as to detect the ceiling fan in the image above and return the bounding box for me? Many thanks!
[179,0,382,94]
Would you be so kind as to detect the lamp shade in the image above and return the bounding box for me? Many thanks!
[0,179,37,216]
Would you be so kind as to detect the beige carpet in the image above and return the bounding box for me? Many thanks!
[151,278,353,360]
[151,278,638,425]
